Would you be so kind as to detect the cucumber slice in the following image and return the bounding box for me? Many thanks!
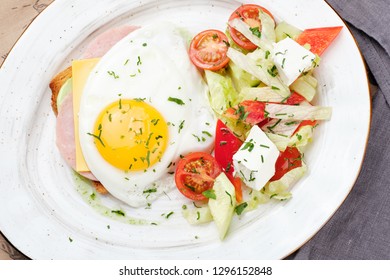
[275,21,302,42]
[290,76,316,102]
[228,61,260,92]
[208,173,236,240]
[57,78,73,109]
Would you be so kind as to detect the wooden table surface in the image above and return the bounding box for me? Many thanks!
[0,0,54,260]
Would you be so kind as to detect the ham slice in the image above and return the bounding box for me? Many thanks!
[83,25,139,59]
[56,93,97,181]
[55,25,138,182]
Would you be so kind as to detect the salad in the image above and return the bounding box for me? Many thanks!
[175,4,341,239]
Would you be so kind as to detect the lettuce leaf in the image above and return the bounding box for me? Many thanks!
[227,48,290,97]
[265,103,332,120]
[205,70,239,115]
[263,162,307,200]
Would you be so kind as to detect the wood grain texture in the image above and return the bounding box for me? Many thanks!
[0,0,54,260]
[0,0,54,65]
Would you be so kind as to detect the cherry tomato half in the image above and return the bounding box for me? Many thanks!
[189,30,230,71]
[214,120,243,175]
[224,100,267,125]
[270,147,303,181]
[175,152,222,201]
[228,4,275,51]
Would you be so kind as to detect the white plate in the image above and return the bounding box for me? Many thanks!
[0,0,370,259]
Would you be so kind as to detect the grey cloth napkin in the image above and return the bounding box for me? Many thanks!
[289,0,390,259]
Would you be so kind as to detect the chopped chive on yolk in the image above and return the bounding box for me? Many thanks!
[92,99,168,171]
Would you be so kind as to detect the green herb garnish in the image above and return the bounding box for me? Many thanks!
[202,189,216,200]
[235,202,248,215]
[168,97,185,105]
[111,210,125,216]
[249,26,261,38]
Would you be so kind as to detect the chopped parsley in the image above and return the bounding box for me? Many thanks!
[111,210,125,216]
[265,50,271,59]
[185,184,195,192]
[249,26,261,38]
[267,119,282,131]
[286,121,298,126]
[178,120,185,133]
[225,162,232,173]
[235,105,249,121]
[168,97,185,105]
[166,211,174,219]
[235,202,248,215]
[87,127,105,147]
[281,58,286,69]
[143,188,157,194]
[267,65,278,77]
[151,118,160,126]
[219,141,227,146]
[107,70,119,79]
[192,134,201,142]
[193,202,201,208]
[225,191,233,206]
[241,139,255,152]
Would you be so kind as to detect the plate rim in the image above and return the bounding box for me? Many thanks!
[0,0,372,259]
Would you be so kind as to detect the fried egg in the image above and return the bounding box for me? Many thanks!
[78,22,215,207]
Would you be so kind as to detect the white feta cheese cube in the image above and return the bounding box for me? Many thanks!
[272,37,316,86]
[232,125,279,191]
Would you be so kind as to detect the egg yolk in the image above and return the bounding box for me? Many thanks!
[91,99,168,171]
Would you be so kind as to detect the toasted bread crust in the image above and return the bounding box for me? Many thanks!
[92,181,109,195]
[49,66,72,115]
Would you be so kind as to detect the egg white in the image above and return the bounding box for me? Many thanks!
[78,22,215,207]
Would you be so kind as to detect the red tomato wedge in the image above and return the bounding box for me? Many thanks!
[296,26,343,56]
[189,29,230,71]
[270,147,303,181]
[214,120,243,175]
[226,173,243,203]
[285,92,307,105]
[224,100,267,125]
[228,4,275,51]
[175,152,222,201]
[293,120,317,135]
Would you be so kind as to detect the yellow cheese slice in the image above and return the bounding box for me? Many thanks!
[72,58,100,172]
